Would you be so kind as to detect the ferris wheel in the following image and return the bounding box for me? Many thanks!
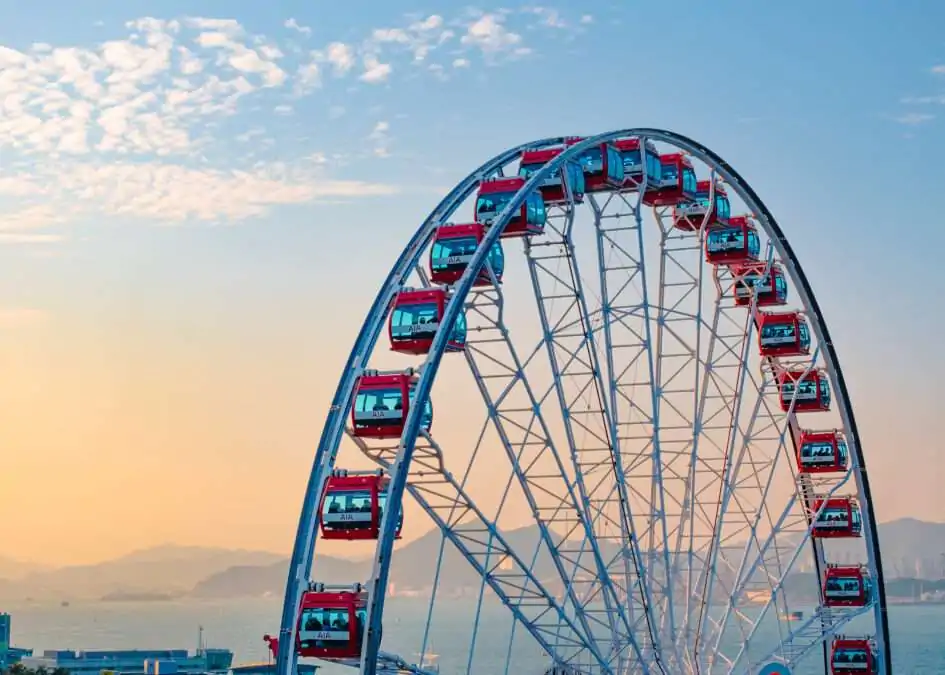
[272,129,892,675]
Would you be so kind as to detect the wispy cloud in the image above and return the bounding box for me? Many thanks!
[0,7,600,239]
[360,55,393,84]
[894,112,935,125]
[461,13,531,58]
[901,95,945,105]
[0,204,66,230]
[893,63,945,129]
[284,18,312,37]
[367,121,391,158]
[0,233,65,244]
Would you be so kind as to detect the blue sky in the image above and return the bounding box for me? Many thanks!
[0,0,944,560]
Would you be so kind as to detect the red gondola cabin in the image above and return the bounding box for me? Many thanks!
[563,137,625,193]
[388,287,466,355]
[518,145,586,205]
[428,223,505,287]
[796,429,849,473]
[643,153,698,207]
[319,469,404,540]
[674,180,731,231]
[705,216,761,265]
[297,584,367,659]
[823,565,872,607]
[351,370,433,439]
[811,496,862,538]
[732,262,789,307]
[756,311,811,358]
[475,177,547,237]
[778,368,831,413]
[830,636,877,674]
[613,137,661,191]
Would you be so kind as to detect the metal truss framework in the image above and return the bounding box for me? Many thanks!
[275,130,892,675]
[349,428,606,670]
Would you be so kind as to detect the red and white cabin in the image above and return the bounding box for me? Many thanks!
[830,636,877,674]
[319,469,403,541]
[811,496,862,538]
[796,429,849,473]
[297,584,367,659]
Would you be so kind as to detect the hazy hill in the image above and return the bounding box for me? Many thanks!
[860,518,945,578]
[2,518,936,603]
[810,518,945,578]
[188,518,945,600]
[0,555,48,580]
[0,545,284,602]
[190,524,569,598]
[192,557,359,599]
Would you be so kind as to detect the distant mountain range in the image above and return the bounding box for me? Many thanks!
[1,518,943,603]
[0,545,282,602]
[192,518,945,601]
[191,524,551,599]
[0,555,50,580]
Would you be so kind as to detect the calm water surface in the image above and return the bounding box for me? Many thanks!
[4,598,942,674]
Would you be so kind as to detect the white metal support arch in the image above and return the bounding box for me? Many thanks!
[275,128,891,675]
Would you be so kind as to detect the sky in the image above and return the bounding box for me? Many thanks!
[0,0,944,566]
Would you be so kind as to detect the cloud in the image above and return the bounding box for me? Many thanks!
[325,42,355,75]
[284,18,312,36]
[367,121,391,158]
[0,173,45,197]
[184,17,241,32]
[6,160,397,225]
[901,94,945,105]
[361,14,450,67]
[460,13,530,58]
[0,233,65,244]
[895,112,935,125]
[0,18,283,161]
[0,9,603,233]
[0,204,65,231]
[898,65,945,110]
[360,55,392,83]
[192,28,286,87]
[294,59,321,94]
[292,41,353,93]
[0,17,391,228]
[526,7,567,29]
[177,46,204,74]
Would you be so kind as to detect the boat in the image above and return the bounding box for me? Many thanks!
[412,645,439,673]
[0,613,33,669]
[20,626,233,675]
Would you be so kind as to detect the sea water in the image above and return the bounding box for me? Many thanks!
[4,598,942,673]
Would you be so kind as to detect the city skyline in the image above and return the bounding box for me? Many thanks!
[1,0,944,566]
